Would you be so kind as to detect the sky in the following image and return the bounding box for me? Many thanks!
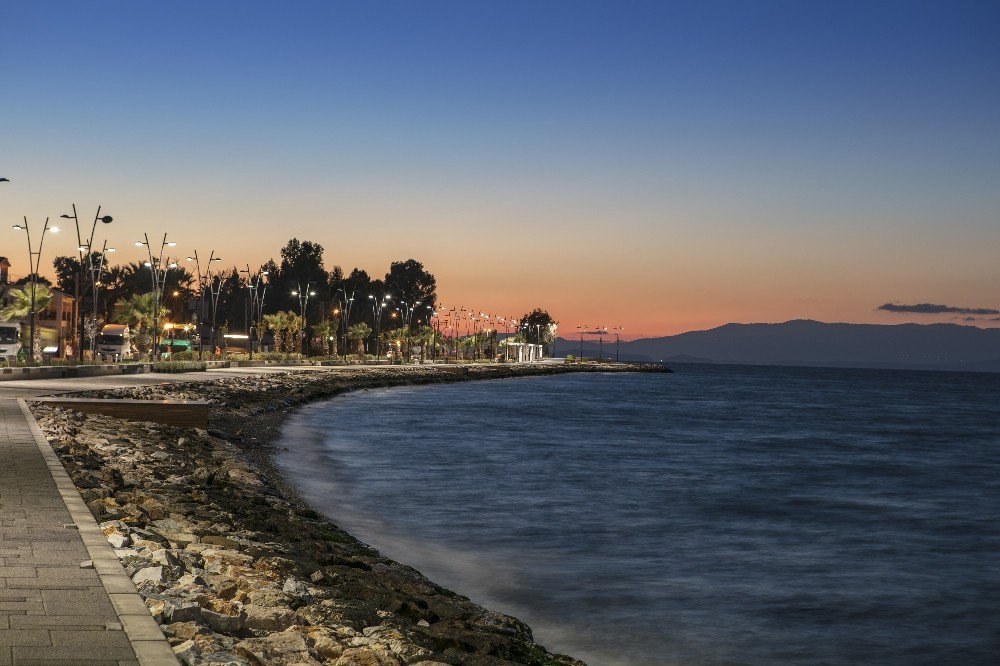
[1,1,998,338]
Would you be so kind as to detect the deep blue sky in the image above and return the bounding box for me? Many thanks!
[2,1,998,335]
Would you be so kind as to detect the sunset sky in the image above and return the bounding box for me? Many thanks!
[2,1,998,338]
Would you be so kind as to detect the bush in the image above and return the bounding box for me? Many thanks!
[254,352,304,362]
[151,360,207,373]
[171,350,196,360]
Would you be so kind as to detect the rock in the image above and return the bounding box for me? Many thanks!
[168,621,208,641]
[178,572,209,587]
[243,604,297,632]
[203,608,245,633]
[309,570,326,584]
[246,588,292,608]
[173,639,200,665]
[106,532,129,548]
[202,535,241,549]
[234,630,320,665]
[333,647,402,666]
[163,599,203,624]
[132,566,166,587]
[282,577,309,597]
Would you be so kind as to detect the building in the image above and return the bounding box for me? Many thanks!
[0,260,76,357]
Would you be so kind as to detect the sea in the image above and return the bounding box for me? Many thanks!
[273,364,1000,665]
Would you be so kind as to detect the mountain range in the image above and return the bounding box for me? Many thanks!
[553,320,1000,373]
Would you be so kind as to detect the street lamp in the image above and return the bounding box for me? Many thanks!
[11,217,59,361]
[336,287,356,360]
[241,266,268,359]
[61,204,114,360]
[291,283,316,355]
[368,293,391,358]
[135,233,177,359]
[187,251,223,359]
[612,326,624,363]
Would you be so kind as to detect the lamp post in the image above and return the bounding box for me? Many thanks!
[136,234,177,359]
[336,287,355,359]
[611,326,623,362]
[186,251,223,359]
[291,282,316,355]
[11,217,59,360]
[240,266,268,360]
[576,325,586,360]
[61,205,114,360]
[368,293,391,358]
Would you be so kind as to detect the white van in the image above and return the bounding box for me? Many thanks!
[97,324,133,360]
[0,322,22,363]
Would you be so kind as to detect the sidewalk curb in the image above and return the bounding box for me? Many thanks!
[17,398,179,666]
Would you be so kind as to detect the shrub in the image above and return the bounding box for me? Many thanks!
[171,350,196,360]
[151,360,207,373]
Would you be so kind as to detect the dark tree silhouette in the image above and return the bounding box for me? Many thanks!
[384,259,437,328]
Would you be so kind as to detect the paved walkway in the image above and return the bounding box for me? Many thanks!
[0,398,178,665]
[0,366,331,664]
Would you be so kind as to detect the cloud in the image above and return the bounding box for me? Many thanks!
[878,303,1000,315]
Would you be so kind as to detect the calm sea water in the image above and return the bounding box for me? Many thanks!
[274,364,1000,665]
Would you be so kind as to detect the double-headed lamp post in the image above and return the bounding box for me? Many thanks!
[612,326,624,363]
[135,234,177,358]
[241,266,268,359]
[368,293,391,358]
[186,251,223,359]
[336,287,356,358]
[11,217,59,360]
[61,204,114,360]
[291,283,315,354]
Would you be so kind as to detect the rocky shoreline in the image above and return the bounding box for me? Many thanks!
[30,363,666,665]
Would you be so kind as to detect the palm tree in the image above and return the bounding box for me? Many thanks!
[346,323,371,358]
[0,282,53,361]
[263,312,289,353]
[414,324,435,363]
[285,313,304,355]
[113,293,168,359]
[312,319,338,356]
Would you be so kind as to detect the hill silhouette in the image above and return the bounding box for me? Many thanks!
[554,320,1000,372]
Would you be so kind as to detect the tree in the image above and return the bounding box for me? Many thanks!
[113,293,168,358]
[12,274,52,287]
[518,309,558,349]
[413,324,435,363]
[263,313,287,353]
[384,259,437,327]
[345,323,371,358]
[53,256,82,294]
[0,282,53,361]
[313,318,338,356]
[267,239,330,320]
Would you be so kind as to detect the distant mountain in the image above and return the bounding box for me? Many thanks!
[554,320,1000,372]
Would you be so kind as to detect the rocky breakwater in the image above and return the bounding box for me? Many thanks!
[31,364,665,666]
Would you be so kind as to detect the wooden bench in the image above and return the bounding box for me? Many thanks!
[29,397,211,428]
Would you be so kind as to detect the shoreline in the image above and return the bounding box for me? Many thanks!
[31,362,666,666]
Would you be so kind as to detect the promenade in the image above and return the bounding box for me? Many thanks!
[0,365,338,665]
